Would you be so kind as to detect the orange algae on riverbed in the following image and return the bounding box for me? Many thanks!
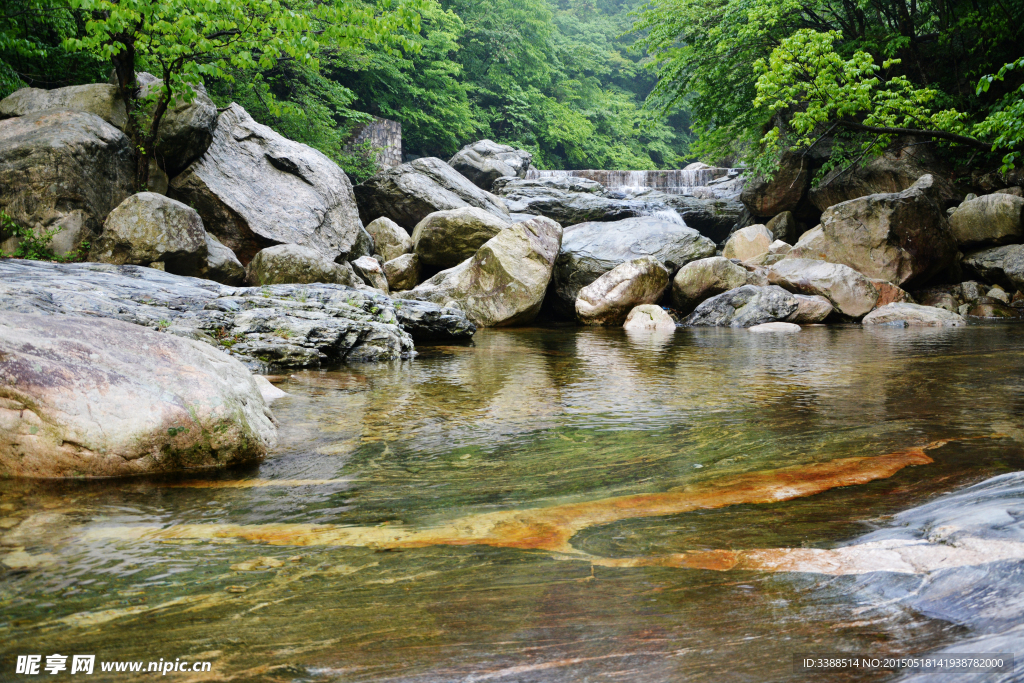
[87,438,952,554]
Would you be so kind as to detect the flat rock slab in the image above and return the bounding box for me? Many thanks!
[0,312,276,478]
[748,322,801,332]
[862,302,967,327]
[0,260,470,367]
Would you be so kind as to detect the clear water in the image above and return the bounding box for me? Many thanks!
[3,325,1024,682]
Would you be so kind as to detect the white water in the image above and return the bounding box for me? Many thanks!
[525,168,720,195]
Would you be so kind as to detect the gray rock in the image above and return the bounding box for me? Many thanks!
[641,192,748,243]
[552,217,717,315]
[861,302,967,326]
[748,321,801,332]
[723,224,772,261]
[575,257,670,325]
[740,151,809,216]
[785,294,833,323]
[392,298,476,341]
[354,156,509,231]
[352,255,389,293]
[89,192,207,274]
[792,175,957,287]
[962,244,1024,291]
[364,216,412,262]
[412,206,512,268]
[0,311,276,478]
[670,256,751,313]
[245,244,359,286]
[765,210,798,243]
[170,103,364,264]
[136,74,218,176]
[200,233,245,285]
[0,84,127,129]
[449,139,532,190]
[383,253,420,292]
[0,111,134,257]
[404,216,562,327]
[0,259,417,367]
[623,304,676,331]
[948,193,1024,248]
[769,258,880,318]
[683,285,799,327]
[493,176,647,226]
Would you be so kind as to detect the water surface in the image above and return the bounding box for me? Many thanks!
[3,324,1024,681]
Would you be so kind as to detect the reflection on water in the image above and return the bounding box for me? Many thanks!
[3,325,1024,681]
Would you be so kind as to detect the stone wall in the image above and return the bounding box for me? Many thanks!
[344,118,402,168]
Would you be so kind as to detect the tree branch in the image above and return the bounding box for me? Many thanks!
[837,119,994,150]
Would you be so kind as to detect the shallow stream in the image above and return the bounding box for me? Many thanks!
[3,325,1024,681]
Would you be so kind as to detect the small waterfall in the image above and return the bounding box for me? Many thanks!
[525,168,723,195]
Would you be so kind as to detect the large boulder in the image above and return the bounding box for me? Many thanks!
[723,224,772,261]
[383,253,420,291]
[411,207,511,268]
[623,304,676,331]
[391,299,477,341]
[351,255,389,293]
[0,312,276,478]
[948,193,1024,248]
[0,111,134,257]
[740,151,810,216]
[670,256,750,313]
[199,234,245,285]
[575,257,670,325]
[364,216,412,262]
[808,142,960,211]
[354,156,509,231]
[169,103,364,264]
[862,302,967,326]
[769,258,880,318]
[245,244,359,286]
[962,244,1024,291]
[493,176,642,226]
[0,260,417,367]
[0,84,127,129]
[89,192,207,274]
[785,294,833,323]
[765,210,798,243]
[404,216,562,327]
[646,193,747,243]
[552,217,717,314]
[135,74,218,176]
[449,140,532,190]
[683,285,799,327]
[788,175,957,287]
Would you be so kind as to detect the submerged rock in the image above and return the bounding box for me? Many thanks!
[0,312,276,478]
[552,217,716,314]
[0,111,134,257]
[449,139,532,190]
[861,302,967,326]
[245,244,359,287]
[0,260,422,367]
[749,321,801,332]
[404,216,562,327]
[170,104,364,264]
[575,257,670,325]
[412,206,511,268]
[623,304,676,331]
[355,157,509,231]
[683,285,798,327]
[89,192,207,275]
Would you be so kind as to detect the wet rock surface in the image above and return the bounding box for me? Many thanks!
[0,312,276,478]
[0,259,437,367]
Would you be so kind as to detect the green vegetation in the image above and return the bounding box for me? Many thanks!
[635,0,1024,175]
[0,210,90,262]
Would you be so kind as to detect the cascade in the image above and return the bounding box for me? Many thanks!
[524,168,726,195]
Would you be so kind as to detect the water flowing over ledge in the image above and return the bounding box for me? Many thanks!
[524,168,732,195]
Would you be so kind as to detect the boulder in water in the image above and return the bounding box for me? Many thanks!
[623,304,676,331]
[749,321,801,332]
[391,299,477,341]
[0,111,134,257]
[364,216,412,262]
[683,285,799,327]
[769,258,880,318]
[948,193,1024,248]
[449,140,532,190]
[552,216,717,315]
[355,157,509,231]
[89,192,207,275]
[575,256,670,325]
[404,216,562,327]
[862,302,967,326]
[170,103,364,264]
[411,206,511,268]
[0,312,276,478]
[785,294,833,323]
[670,256,750,313]
[245,244,359,286]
